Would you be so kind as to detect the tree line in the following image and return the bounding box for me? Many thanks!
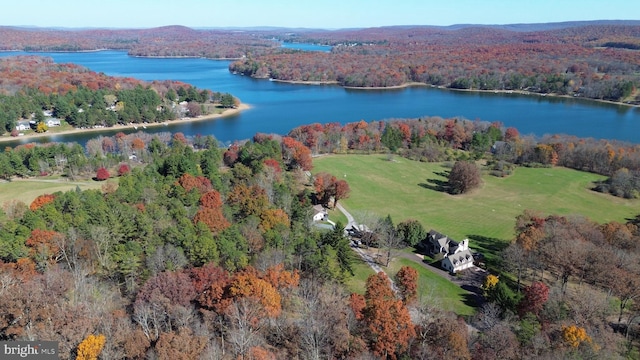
[287,117,640,198]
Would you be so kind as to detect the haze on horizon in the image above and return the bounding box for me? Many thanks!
[2,0,639,30]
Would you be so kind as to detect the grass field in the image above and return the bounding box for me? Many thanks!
[0,178,110,208]
[313,154,640,257]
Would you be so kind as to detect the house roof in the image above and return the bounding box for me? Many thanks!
[445,249,474,267]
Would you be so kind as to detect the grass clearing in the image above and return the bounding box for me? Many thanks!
[0,178,110,207]
[344,255,377,295]
[314,154,640,259]
[388,258,476,316]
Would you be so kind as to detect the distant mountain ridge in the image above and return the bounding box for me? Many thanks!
[3,19,640,33]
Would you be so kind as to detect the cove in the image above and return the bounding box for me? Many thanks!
[1,50,639,147]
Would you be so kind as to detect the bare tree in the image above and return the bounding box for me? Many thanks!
[226,298,264,360]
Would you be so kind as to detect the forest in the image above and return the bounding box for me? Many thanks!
[1,23,638,103]
[230,24,640,103]
[1,23,640,358]
[0,112,639,358]
[0,56,237,135]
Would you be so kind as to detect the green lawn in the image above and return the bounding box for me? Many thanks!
[314,154,640,256]
[344,256,377,295]
[388,258,476,316]
[0,178,109,206]
[344,254,475,316]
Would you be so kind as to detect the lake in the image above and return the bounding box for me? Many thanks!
[1,50,639,146]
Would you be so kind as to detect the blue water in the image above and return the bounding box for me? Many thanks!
[1,50,639,146]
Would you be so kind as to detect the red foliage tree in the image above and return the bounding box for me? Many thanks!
[223,143,239,166]
[135,270,197,307]
[177,173,212,194]
[95,167,110,181]
[333,179,351,209]
[172,132,187,145]
[200,190,223,208]
[504,127,520,142]
[117,163,130,176]
[518,281,550,317]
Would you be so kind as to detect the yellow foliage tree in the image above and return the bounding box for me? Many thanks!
[561,325,592,348]
[36,122,48,133]
[76,334,106,360]
[483,274,499,291]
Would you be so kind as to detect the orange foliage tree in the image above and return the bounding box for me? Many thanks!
[25,229,62,267]
[362,272,415,359]
[395,266,418,304]
[177,173,212,194]
[562,325,594,348]
[229,268,282,318]
[30,194,56,211]
[259,208,290,233]
[281,136,313,171]
[193,192,230,235]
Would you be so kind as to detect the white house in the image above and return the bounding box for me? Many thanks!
[312,204,328,222]
[423,229,475,273]
[15,121,31,131]
[442,249,475,273]
[46,118,61,127]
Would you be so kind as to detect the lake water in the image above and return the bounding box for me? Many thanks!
[1,50,639,146]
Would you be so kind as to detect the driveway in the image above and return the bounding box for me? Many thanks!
[335,203,485,306]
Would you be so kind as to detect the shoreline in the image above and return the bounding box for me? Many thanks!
[262,77,639,108]
[0,103,251,144]
[268,78,339,86]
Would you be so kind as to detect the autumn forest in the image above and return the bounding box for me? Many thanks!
[0,21,639,360]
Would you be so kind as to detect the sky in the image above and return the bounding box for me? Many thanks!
[1,0,638,29]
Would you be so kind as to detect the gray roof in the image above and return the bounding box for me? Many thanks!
[446,249,474,267]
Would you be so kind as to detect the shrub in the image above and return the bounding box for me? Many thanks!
[95,167,110,181]
[117,163,131,176]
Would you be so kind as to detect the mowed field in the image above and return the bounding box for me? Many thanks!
[0,178,109,208]
[313,154,640,253]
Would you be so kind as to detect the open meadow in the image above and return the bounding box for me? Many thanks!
[313,154,640,257]
[0,177,110,210]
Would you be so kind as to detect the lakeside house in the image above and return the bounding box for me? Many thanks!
[46,118,61,127]
[15,120,31,131]
[423,229,475,273]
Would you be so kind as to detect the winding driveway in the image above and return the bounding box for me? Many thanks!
[335,202,485,305]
